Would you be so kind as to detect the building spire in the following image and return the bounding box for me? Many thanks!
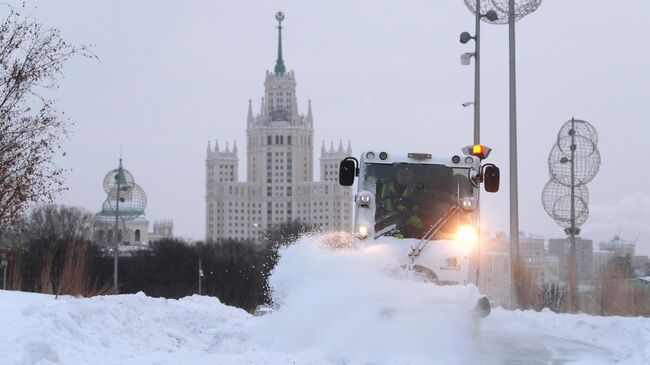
[274,11,286,75]
[247,99,254,125]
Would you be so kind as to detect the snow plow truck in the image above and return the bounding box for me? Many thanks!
[338,147,500,317]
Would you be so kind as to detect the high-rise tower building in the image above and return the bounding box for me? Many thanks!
[205,12,353,242]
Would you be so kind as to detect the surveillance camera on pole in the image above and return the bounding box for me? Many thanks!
[460,52,474,66]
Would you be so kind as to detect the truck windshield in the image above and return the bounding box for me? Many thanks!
[363,163,472,239]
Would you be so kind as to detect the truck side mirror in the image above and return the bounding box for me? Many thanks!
[483,164,500,193]
[339,158,357,186]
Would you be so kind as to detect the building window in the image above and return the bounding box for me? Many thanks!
[267,136,272,145]
[287,135,291,145]
[134,229,141,242]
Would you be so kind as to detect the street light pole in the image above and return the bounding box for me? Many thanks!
[473,0,481,145]
[507,0,521,310]
[113,176,120,293]
[198,258,203,295]
[461,6,496,145]
[463,0,541,310]
[1,254,7,290]
[568,118,578,311]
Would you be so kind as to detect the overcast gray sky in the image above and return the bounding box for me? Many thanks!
[15,1,650,253]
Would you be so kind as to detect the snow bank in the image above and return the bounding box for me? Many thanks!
[1,234,649,364]
[0,290,253,365]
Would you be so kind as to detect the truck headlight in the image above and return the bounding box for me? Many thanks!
[455,225,478,246]
[357,192,372,207]
[460,197,477,210]
[357,225,369,238]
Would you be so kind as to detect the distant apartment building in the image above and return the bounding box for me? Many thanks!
[599,236,635,257]
[205,13,353,242]
[548,237,594,282]
[595,235,649,277]
[478,232,560,308]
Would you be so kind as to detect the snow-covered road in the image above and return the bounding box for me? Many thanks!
[1,237,649,364]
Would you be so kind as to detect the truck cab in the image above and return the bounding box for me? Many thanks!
[339,149,499,284]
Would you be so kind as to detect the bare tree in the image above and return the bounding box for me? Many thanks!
[0,6,93,230]
[26,204,94,242]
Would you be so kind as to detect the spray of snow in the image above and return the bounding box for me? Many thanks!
[253,234,482,364]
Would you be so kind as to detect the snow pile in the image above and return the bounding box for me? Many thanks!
[0,291,253,365]
[254,236,482,364]
[1,234,649,364]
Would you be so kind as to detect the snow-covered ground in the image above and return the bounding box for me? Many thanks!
[1,236,649,365]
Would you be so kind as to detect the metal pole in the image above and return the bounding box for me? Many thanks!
[473,0,482,289]
[2,261,6,290]
[198,258,202,295]
[569,117,577,311]
[113,176,120,293]
[474,0,481,145]
[508,0,520,309]
[570,118,576,259]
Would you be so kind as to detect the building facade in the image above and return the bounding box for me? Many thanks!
[205,12,353,242]
[477,232,561,308]
[548,237,594,282]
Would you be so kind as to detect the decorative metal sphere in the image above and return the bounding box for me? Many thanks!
[548,143,601,186]
[463,0,542,24]
[542,180,589,228]
[102,183,147,219]
[557,119,598,146]
[103,168,134,193]
[275,11,285,22]
[556,134,598,160]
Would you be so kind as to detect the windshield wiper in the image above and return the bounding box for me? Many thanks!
[374,224,398,239]
[408,205,461,259]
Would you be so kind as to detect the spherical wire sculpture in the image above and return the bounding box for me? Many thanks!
[557,118,598,147]
[102,183,147,218]
[463,0,542,24]
[101,162,147,220]
[103,168,135,193]
[542,118,600,232]
[542,180,589,228]
[548,143,601,186]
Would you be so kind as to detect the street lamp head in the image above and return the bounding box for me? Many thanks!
[484,10,499,22]
[459,31,473,44]
[462,101,474,107]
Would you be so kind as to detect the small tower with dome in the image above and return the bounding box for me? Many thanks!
[94,159,173,246]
